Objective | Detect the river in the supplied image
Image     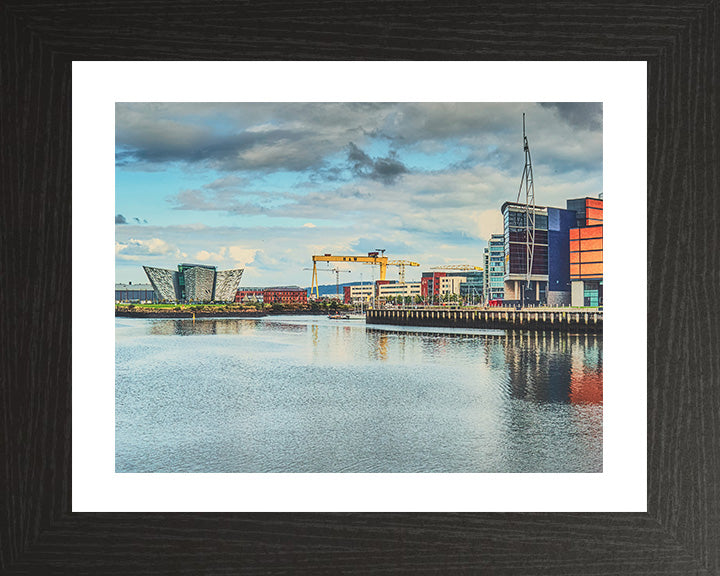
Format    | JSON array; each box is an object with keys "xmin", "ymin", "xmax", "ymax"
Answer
[{"xmin": 115, "ymin": 315, "xmax": 602, "ymax": 473}]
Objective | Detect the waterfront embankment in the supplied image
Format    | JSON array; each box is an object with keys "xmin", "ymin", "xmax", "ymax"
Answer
[
  {"xmin": 367, "ymin": 307, "xmax": 602, "ymax": 333},
  {"xmin": 115, "ymin": 302, "xmax": 353, "ymax": 318},
  {"xmin": 115, "ymin": 309, "xmax": 267, "ymax": 319}
]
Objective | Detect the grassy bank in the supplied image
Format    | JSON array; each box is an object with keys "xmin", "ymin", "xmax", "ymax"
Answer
[{"xmin": 115, "ymin": 301, "xmax": 355, "ymax": 316}]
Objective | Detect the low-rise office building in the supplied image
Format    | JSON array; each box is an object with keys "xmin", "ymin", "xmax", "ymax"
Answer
[{"xmin": 115, "ymin": 283, "xmax": 155, "ymax": 303}]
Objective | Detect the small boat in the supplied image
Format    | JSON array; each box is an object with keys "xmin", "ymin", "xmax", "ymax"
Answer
[
  {"xmin": 328, "ymin": 314, "xmax": 350, "ymax": 320},
  {"xmin": 346, "ymin": 313, "xmax": 366, "ymax": 320}
]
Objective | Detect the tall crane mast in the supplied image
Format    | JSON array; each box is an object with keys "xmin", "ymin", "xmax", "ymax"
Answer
[
  {"xmin": 387, "ymin": 260, "xmax": 420, "ymax": 284},
  {"xmin": 516, "ymin": 113, "xmax": 536, "ymax": 302},
  {"xmin": 303, "ymin": 266, "xmax": 351, "ymax": 297}
]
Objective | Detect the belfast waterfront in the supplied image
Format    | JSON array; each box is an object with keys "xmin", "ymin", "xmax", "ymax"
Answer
[
  {"xmin": 115, "ymin": 315, "xmax": 602, "ymax": 473},
  {"xmin": 115, "ymin": 102, "xmax": 604, "ymax": 475}
]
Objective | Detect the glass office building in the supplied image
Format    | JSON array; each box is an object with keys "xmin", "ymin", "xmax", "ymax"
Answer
[
  {"xmin": 484, "ymin": 233, "xmax": 505, "ymax": 303},
  {"xmin": 502, "ymin": 201, "xmax": 549, "ymax": 304}
]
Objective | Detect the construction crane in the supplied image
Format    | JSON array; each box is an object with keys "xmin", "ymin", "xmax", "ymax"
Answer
[
  {"xmin": 516, "ymin": 112, "xmax": 535, "ymax": 306},
  {"xmin": 310, "ymin": 253, "xmax": 388, "ymax": 299},
  {"xmin": 303, "ymin": 266, "xmax": 351, "ymax": 297},
  {"xmin": 431, "ymin": 265, "xmax": 483, "ymax": 271},
  {"xmin": 387, "ymin": 260, "xmax": 420, "ymax": 284},
  {"xmin": 431, "ymin": 265, "xmax": 484, "ymax": 305}
]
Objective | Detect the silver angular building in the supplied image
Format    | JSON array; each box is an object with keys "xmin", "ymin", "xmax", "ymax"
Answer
[{"xmin": 143, "ymin": 263, "xmax": 244, "ymax": 303}]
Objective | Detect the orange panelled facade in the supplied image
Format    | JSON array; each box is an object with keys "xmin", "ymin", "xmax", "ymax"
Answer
[
  {"xmin": 569, "ymin": 198, "xmax": 603, "ymax": 282},
  {"xmin": 585, "ymin": 198, "xmax": 603, "ymax": 224}
]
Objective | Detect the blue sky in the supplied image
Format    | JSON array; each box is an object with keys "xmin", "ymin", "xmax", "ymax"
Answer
[{"xmin": 115, "ymin": 102, "xmax": 602, "ymax": 286}]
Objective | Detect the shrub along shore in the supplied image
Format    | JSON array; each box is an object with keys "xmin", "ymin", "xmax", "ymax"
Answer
[{"xmin": 115, "ymin": 302, "xmax": 354, "ymax": 318}]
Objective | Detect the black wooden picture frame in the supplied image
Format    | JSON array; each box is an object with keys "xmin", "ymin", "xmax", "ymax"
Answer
[{"xmin": 2, "ymin": 2, "xmax": 718, "ymax": 574}]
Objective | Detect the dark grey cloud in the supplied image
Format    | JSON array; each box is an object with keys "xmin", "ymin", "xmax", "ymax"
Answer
[
  {"xmin": 116, "ymin": 102, "xmax": 601, "ymax": 189},
  {"xmin": 539, "ymin": 103, "xmax": 602, "ymax": 131},
  {"xmin": 115, "ymin": 214, "xmax": 127, "ymax": 224},
  {"xmin": 347, "ymin": 143, "xmax": 408, "ymax": 185},
  {"xmin": 116, "ymin": 126, "xmax": 320, "ymax": 172}
]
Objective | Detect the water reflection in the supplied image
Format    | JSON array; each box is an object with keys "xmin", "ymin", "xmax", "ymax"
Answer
[
  {"xmin": 117, "ymin": 317, "xmax": 602, "ymax": 473},
  {"xmin": 148, "ymin": 318, "xmax": 308, "ymax": 336},
  {"xmin": 365, "ymin": 328, "xmax": 602, "ymax": 406},
  {"xmin": 499, "ymin": 331, "xmax": 602, "ymax": 405}
]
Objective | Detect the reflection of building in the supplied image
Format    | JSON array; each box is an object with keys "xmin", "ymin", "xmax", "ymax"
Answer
[
  {"xmin": 567, "ymin": 197, "xmax": 603, "ymax": 306},
  {"xmin": 499, "ymin": 331, "xmax": 602, "ymax": 405},
  {"xmin": 263, "ymin": 286, "xmax": 308, "ymax": 304},
  {"xmin": 143, "ymin": 263, "xmax": 243, "ymax": 303},
  {"xmin": 115, "ymin": 283, "xmax": 155, "ymax": 303},
  {"xmin": 484, "ymin": 234, "xmax": 505, "ymax": 303}
]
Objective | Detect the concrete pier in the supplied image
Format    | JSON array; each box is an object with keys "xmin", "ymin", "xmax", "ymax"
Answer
[{"xmin": 366, "ymin": 307, "xmax": 602, "ymax": 333}]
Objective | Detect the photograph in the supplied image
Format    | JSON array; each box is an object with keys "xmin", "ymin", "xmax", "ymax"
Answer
[
  {"xmin": 4, "ymin": 3, "xmax": 713, "ymax": 567},
  {"xmin": 114, "ymin": 102, "xmax": 604, "ymax": 473}
]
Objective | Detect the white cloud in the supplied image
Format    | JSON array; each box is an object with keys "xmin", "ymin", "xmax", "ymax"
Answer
[
  {"xmin": 115, "ymin": 237, "xmax": 180, "ymax": 261},
  {"xmin": 227, "ymin": 246, "xmax": 258, "ymax": 267},
  {"xmin": 471, "ymin": 209, "xmax": 504, "ymax": 238}
]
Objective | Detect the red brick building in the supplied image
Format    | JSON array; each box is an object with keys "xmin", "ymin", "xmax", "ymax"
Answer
[
  {"xmin": 263, "ymin": 286, "xmax": 308, "ymax": 304},
  {"xmin": 235, "ymin": 289, "xmax": 264, "ymax": 303}
]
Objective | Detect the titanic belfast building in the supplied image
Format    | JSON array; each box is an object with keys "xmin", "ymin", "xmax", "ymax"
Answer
[{"xmin": 143, "ymin": 263, "xmax": 244, "ymax": 303}]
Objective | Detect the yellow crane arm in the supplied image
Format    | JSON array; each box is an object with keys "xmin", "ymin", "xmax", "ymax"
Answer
[
  {"xmin": 431, "ymin": 265, "xmax": 483, "ymax": 271},
  {"xmin": 311, "ymin": 254, "xmax": 388, "ymax": 298}
]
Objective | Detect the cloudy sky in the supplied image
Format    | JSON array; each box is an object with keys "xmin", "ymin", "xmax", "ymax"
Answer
[{"xmin": 115, "ymin": 102, "xmax": 602, "ymax": 287}]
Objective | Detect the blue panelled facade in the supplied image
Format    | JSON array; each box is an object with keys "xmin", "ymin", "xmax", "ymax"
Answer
[{"xmin": 546, "ymin": 207, "xmax": 577, "ymax": 306}]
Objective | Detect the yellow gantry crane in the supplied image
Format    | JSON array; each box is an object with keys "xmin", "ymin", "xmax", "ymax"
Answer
[
  {"xmin": 310, "ymin": 252, "xmax": 388, "ymax": 299},
  {"xmin": 387, "ymin": 260, "xmax": 420, "ymax": 283},
  {"xmin": 303, "ymin": 266, "xmax": 351, "ymax": 297}
]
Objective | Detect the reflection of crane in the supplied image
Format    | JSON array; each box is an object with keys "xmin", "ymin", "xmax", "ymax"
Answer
[
  {"xmin": 310, "ymin": 253, "xmax": 388, "ymax": 299},
  {"xmin": 303, "ymin": 266, "xmax": 351, "ymax": 297},
  {"xmin": 387, "ymin": 260, "xmax": 420, "ymax": 283}
]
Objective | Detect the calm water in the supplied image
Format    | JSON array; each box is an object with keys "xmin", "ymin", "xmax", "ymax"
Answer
[{"xmin": 116, "ymin": 315, "xmax": 602, "ymax": 473}]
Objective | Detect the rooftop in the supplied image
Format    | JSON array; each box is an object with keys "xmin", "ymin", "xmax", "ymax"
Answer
[{"xmin": 115, "ymin": 283, "xmax": 154, "ymax": 290}]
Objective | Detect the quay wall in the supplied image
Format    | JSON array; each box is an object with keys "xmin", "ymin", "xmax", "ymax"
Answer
[{"xmin": 366, "ymin": 307, "xmax": 602, "ymax": 333}]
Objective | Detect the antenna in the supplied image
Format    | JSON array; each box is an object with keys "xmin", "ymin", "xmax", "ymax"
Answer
[{"xmin": 516, "ymin": 113, "xmax": 536, "ymax": 301}]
